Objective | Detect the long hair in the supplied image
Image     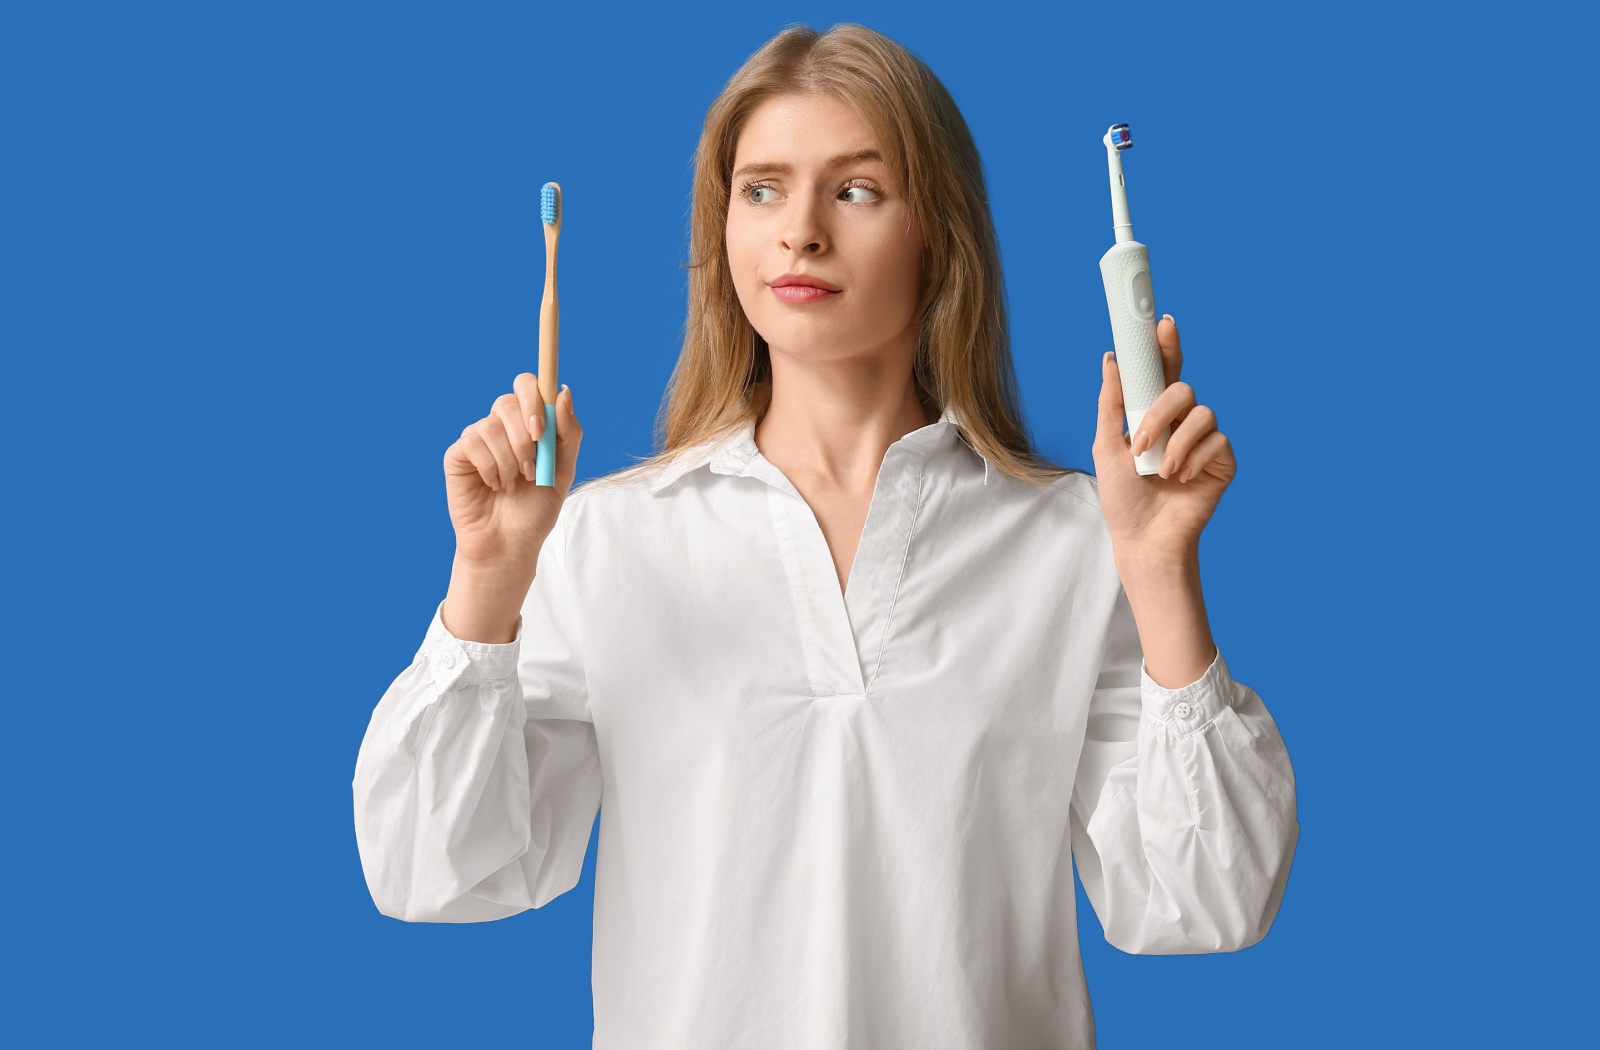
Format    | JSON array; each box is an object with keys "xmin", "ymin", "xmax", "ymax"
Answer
[{"xmin": 585, "ymin": 22, "xmax": 1083, "ymax": 492}]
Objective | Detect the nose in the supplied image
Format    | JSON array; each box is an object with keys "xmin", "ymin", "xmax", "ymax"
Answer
[{"xmin": 779, "ymin": 192, "xmax": 826, "ymax": 254}]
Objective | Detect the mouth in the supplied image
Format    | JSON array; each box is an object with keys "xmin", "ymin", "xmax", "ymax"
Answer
[
  {"xmin": 769, "ymin": 284, "xmax": 842, "ymax": 304},
  {"xmin": 768, "ymin": 272, "xmax": 844, "ymax": 300}
]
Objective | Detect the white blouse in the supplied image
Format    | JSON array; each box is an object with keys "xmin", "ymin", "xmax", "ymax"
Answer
[{"xmin": 352, "ymin": 404, "xmax": 1299, "ymax": 1048}]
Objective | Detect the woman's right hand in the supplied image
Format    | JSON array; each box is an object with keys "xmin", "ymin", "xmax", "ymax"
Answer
[{"xmin": 443, "ymin": 373, "xmax": 583, "ymax": 570}]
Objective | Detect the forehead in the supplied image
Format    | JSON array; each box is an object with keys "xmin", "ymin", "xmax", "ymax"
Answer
[{"xmin": 733, "ymin": 93, "xmax": 881, "ymax": 161}]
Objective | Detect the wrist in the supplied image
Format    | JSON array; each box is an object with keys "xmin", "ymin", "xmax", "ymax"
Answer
[
  {"xmin": 1110, "ymin": 548, "xmax": 1217, "ymax": 689},
  {"xmin": 451, "ymin": 548, "xmax": 538, "ymax": 581},
  {"xmin": 1113, "ymin": 542, "xmax": 1199, "ymax": 585},
  {"xmin": 442, "ymin": 556, "xmax": 536, "ymax": 645}
]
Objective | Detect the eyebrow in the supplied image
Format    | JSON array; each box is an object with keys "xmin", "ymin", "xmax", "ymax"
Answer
[{"xmin": 730, "ymin": 147, "xmax": 885, "ymax": 181}]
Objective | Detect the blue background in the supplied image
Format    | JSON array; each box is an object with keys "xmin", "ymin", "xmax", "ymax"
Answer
[{"xmin": 5, "ymin": 0, "xmax": 1592, "ymax": 1045}]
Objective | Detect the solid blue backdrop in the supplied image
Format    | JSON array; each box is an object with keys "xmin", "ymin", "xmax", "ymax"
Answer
[{"xmin": 4, "ymin": 0, "xmax": 1592, "ymax": 1045}]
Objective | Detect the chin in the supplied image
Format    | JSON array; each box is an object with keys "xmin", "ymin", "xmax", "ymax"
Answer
[{"xmin": 763, "ymin": 335, "xmax": 883, "ymax": 363}]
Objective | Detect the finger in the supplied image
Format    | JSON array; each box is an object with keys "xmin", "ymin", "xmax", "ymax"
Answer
[
  {"xmin": 473, "ymin": 414, "xmax": 522, "ymax": 492},
  {"xmin": 1131, "ymin": 381, "xmax": 1196, "ymax": 457},
  {"xmin": 1158, "ymin": 314, "xmax": 1183, "ymax": 388},
  {"xmin": 551, "ymin": 384, "xmax": 584, "ymax": 493},
  {"xmin": 1176, "ymin": 429, "xmax": 1231, "ymax": 483},
  {"xmin": 513, "ymin": 372, "xmax": 547, "ymax": 447},
  {"xmin": 456, "ymin": 427, "xmax": 505, "ymax": 491},
  {"xmin": 1156, "ymin": 402, "xmax": 1215, "ymax": 478},
  {"xmin": 1097, "ymin": 351, "xmax": 1126, "ymax": 449},
  {"xmin": 492, "ymin": 391, "xmax": 537, "ymax": 481}
]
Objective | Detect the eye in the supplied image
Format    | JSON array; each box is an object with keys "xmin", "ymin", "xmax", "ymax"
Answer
[
  {"xmin": 841, "ymin": 180, "xmax": 882, "ymax": 204},
  {"xmin": 737, "ymin": 180, "xmax": 777, "ymax": 205}
]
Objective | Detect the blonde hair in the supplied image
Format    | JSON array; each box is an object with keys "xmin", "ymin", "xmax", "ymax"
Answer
[{"xmin": 584, "ymin": 22, "xmax": 1084, "ymax": 493}]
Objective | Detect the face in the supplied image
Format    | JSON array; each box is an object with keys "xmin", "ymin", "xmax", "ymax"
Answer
[{"xmin": 725, "ymin": 93, "xmax": 924, "ymax": 365}]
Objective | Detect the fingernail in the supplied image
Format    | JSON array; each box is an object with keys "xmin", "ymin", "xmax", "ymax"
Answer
[
  {"xmin": 1132, "ymin": 429, "xmax": 1147, "ymax": 455},
  {"xmin": 523, "ymin": 459, "xmax": 534, "ymax": 481},
  {"xmin": 1163, "ymin": 313, "xmax": 1175, "ymax": 325},
  {"xmin": 1103, "ymin": 351, "xmax": 1113, "ymax": 366}
]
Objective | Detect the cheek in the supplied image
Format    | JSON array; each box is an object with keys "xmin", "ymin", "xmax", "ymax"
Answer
[
  {"xmin": 725, "ymin": 224, "xmax": 759, "ymax": 288},
  {"xmin": 876, "ymin": 230, "xmax": 923, "ymax": 298}
]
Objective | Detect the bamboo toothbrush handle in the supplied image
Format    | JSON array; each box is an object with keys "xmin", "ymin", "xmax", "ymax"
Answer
[{"xmin": 539, "ymin": 224, "xmax": 559, "ymax": 406}]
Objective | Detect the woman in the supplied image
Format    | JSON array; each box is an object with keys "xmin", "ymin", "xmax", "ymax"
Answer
[{"xmin": 353, "ymin": 22, "xmax": 1298, "ymax": 1048}]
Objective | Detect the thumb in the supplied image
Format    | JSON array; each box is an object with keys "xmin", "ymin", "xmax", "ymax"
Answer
[{"xmin": 1097, "ymin": 351, "xmax": 1126, "ymax": 446}]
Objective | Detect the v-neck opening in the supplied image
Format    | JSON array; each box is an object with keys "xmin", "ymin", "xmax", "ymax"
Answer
[
  {"xmin": 699, "ymin": 413, "xmax": 960, "ymax": 699},
  {"xmin": 747, "ymin": 440, "xmax": 932, "ymax": 699}
]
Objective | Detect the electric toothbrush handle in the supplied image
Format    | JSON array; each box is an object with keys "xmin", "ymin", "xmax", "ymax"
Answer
[{"xmin": 1099, "ymin": 239, "xmax": 1168, "ymax": 476}]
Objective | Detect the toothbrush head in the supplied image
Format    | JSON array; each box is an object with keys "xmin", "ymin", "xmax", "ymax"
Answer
[
  {"xmin": 1104, "ymin": 124, "xmax": 1131, "ymax": 151},
  {"xmin": 541, "ymin": 182, "xmax": 561, "ymax": 226}
]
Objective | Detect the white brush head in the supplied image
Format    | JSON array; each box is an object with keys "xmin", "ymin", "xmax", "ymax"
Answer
[{"xmin": 1103, "ymin": 125, "xmax": 1133, "ymax": 241}]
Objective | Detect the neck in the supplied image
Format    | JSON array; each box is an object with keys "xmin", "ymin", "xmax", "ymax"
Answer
[{"xmin": 754, "ymin": 335, "xmax": 936, "ymax": 491}]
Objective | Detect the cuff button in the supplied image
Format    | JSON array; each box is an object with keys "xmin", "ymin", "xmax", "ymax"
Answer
[
  {"xmin": 1174, "ymin": 701, "xmax": 1193, "ymax": 719},
  {"xmin": 439, "ymin": 651, "xmax": 456, "ymax": 669}
]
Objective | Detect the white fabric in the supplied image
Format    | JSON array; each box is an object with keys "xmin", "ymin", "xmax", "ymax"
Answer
[{"xmin": 353, "ymin": 404, "xmax": 1299, "ymax": 1048}]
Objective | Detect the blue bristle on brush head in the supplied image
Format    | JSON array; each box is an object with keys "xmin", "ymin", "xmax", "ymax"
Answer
[
  {"xmin": 1109, "ymin": 124, "xmax": 1131, "ymax": 150},
  {"xmin": 541, "ymin": 182, "xmax": 559, "ymax": 224}
]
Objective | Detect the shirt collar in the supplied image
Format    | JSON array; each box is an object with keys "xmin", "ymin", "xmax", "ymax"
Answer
[{"xmin": 645, "ymin": 403, "xmax": 991, "ymax": 494}]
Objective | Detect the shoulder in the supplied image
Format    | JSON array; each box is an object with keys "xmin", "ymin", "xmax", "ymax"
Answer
[
  {"xmin": 558, "ymin": 461, "xmax": 679, "ymax": 552},
  {"xmin": 1004, "ymin": 468, "xmax": 1110, "ymax": 541},
  {"xmin": 1044, "ymin": 469, "xmax": 1103, "ymax": 516},
  {"xmin": 980, "ymin": 463, "xmax": 1101, "ymax": 517},
  {"xmin": 966, "ymin": 463, "xmax": 1109, "ymax": 542}
]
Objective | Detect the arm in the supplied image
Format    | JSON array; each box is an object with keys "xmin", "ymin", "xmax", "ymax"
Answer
[
  {"xmin": 351, "ymin": 511, "xmax": 602, "ymax": 922},
  {"xmin": 1069, "ymin": 575, "xmax": 1299, "ymax": 954}
]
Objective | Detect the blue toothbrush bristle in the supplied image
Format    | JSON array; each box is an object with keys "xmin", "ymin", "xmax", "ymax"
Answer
[
  {"xmin": 1110, "ymin": 124, "xmax": 1131, "ymax": 150},
  {"xmin": 541, "ymin": 182, "xmax": 559, "ymax": 224}
]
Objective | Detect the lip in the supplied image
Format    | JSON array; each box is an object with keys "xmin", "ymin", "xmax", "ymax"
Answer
[
  {"xmin": 769, "ymin": 273, "xmax": 842, "ymax": 292},
  {"xmin": 769, "ymin": 272, "xmax": 841, "ymax": 304},
  {"xmin": 771, "ymin": 285, "xmax": 840, "ymax": 303}
]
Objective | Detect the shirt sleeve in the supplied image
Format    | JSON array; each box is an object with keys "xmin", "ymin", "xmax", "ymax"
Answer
[
  {"xmin": 1068, "ymin": 580, "xmax": 1299, "ymax": 954},
  {"xmin": 351, "ymin": 512, "xmax": 602, "ymax": 923}
]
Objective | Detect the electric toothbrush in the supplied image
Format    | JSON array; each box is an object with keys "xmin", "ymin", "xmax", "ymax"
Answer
[{"xmin": 1098, "ymin": 124, "xmax": 1169, "ymax": 477}]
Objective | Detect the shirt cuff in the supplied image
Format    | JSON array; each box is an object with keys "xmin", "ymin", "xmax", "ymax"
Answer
[
  {"xmin": 1140, "ymin": 646, "xmax": 1234, "ymax": 737},
  {"xmin": 419, "ymin": 599, "xmax": 524, "ymax": 689}
]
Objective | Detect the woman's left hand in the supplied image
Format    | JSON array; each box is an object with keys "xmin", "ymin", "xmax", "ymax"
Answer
[{"xmin": 1093, "ymin": 315, "xmax": 1236, "ymax": 564}]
